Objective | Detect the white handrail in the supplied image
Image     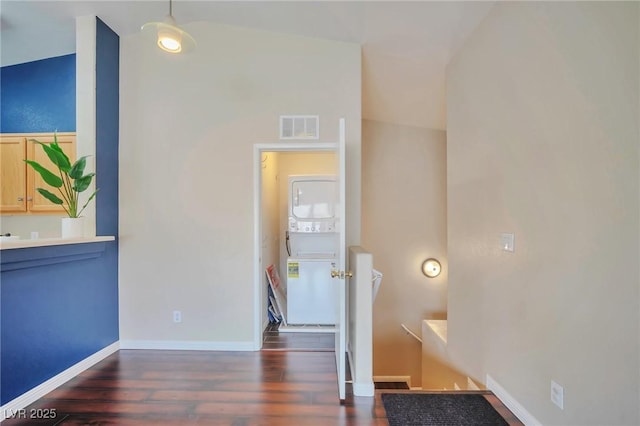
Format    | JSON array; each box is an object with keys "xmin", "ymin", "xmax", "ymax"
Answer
[{"xmin": 401, "ymin": 323, "xmax": 422, "ymax": 343}]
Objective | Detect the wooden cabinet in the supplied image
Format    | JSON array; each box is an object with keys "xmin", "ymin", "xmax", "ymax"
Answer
[
  {"xmin": 0, "ymin": 135, "xmax": 27, "ymax": 213},
  {"xmin": 1, "ymin": 133, "xmax": 76, "ymax": 214}
]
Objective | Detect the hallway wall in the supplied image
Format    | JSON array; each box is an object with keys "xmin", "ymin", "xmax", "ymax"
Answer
[
  {"xmin": 362, "ymin": 119, "xmax": 447, "ymax": 387},
  {"xmin": 446, "ymin": 2, "xmax": 639, "ymax": 424}
]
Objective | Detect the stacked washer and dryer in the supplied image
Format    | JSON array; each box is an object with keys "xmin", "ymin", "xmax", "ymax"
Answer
[{"xmin": 285, "ymin": 175, "xmax": 338, "ymax": 326}]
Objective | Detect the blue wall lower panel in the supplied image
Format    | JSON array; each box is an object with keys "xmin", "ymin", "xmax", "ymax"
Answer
[{"xmin": 0, "ymin": 241, "xmax": 118, "ymax": 404}]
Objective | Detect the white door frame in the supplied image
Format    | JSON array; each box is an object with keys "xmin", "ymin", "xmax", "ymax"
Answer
[{"xmin": 252, "ymin": 142, "xmax": 337, "ymax": 349}]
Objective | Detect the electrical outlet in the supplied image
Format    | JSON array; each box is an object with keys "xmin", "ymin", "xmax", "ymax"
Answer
[
  {"xmin": 501, "ymin": 233, "xmax": 515, "ymax": 252},
  {"xmin": 551, "ymin": 380, "xmax": 564, "ymax": 409},
  {"xmin": 173, "ymin": 310, "xmax": 182, "ymax": 323}
]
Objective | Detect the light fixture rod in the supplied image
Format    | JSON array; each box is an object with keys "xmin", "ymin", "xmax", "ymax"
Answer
[{"xmin": 169, "ymin": 0, "xmax": 173, "ymax": 17}]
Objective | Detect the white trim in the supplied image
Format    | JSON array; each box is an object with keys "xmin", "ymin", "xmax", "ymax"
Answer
[
  {"xmin": 347, "ymin": 342, "xmax": 355, "ymax": 382},
  {"xmin": 254, "ymin": 142, "xmax": 336, "ymax": 152},
  {"xmin": 348, "ymin": 347, "xmax": 374, "ymax": 396},
  {"xmin": 0, "ymin": 342, "xmax": 119, "ymax": 421},
  {"xmin": 76, "ymin": 14, "xmax": 97, "ymax": 238},
  {"xmin": 253, "ymin": 145, "xmax": 262, "ymax": 351},
  {"xmin": 278, "ymin": 324, "xmax": 335, "ymax": 333},
  {"xmin": 486, "ymin": 374, "xmax": 542, "ymax": 426},
  {"xmin": 119, "ymin": 340, "xmax": 255, "ymax": 351},
  {"xmin": 1, "ymin": 236, "xmax": 115, "ymax": 250}
]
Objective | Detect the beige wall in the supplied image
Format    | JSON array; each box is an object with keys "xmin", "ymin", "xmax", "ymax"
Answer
[
  {"xmin": 119, "ymin": 23, "xmax": 361, "ymax": 347},
  {"xmin": 362, "ymin": 119, "xmax": 447, "ymax": 387},
  {"xmin": 446, "ymin": 2, "xmax": 639, "ymax": 425}
]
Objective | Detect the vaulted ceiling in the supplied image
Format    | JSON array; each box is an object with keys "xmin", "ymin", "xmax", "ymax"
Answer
[{"xmin": 0, "ymin": 1, "xmax": 495, "ymax": 130}]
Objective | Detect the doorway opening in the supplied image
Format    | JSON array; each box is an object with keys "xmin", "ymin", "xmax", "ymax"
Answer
[{"xmin": 252, "ymin": 143, "xmax": 337, "ymax": 351}]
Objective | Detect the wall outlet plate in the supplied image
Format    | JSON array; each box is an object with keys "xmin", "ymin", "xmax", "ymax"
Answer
[
  {"xmin": 173, "ymin": 310, "xmax": 182, "ymax": 323},
  {"xmin": 501, "ymin": 233, "xmax": 515, "ymax": 252}
]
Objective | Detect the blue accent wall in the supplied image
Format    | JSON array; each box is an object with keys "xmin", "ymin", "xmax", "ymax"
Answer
[
  {"xmin": 96, "ymin": 18, "xmax": 120, "ymax": 237},
  {"xmin": 0, "ymin": 54, "xmax": 76, "ymax": 133},
  {"xmin": 0, "ymin": 18, "xmax": 119, "ymax": 405}
]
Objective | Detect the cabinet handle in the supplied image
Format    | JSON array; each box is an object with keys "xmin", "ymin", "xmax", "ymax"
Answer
[
  {"xmin": 27, "ymin": 196, "xmax": 33, "ymax": 201},
  {"xmin": 17, "ymin": 197, "xmax": 24, "ymax": 201}
]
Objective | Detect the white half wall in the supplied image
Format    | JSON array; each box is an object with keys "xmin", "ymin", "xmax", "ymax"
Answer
[{"xmin": 348, "ymin": 245, "xmax": 374, "ymax": 397}]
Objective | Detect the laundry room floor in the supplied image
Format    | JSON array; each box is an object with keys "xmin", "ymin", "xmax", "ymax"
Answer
[{"xmin": 262, "ymin": 322, "xmax": 335, "ymax": 351}]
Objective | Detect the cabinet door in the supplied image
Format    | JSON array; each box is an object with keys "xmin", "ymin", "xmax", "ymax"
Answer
[
  {"xmin": 0, "ymin": 136, "xmax": 27, "ymax": 213},
  {"xmin": 27, "ymin": 133, "xmax": 76, "ymax": 213}
]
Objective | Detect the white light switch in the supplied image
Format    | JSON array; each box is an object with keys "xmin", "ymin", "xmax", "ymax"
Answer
[{"xmin": 501, "ymin": 233, "xmax": 515, "ymax": 252}]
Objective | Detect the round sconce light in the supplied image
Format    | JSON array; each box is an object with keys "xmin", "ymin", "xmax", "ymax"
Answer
[{"xmin": 421, "ymin": 258, "xmax": 441, "ymax": 278}]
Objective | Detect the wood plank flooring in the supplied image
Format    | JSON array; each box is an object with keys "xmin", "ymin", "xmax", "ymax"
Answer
[
  {"xmin": 261, "ymin": 322, "xmax": 334, "ymax": 352},
  {"xmin": 3, "ymin": 350, "xmax": 384, "ymax": 425},
  {"xmin": 2, "ymin": 332, "xmax": 523, "ymax": 425}
]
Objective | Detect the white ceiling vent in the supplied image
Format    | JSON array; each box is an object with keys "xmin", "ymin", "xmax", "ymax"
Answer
[{"xmin": 280, "ymin": 115, "xmax": 319, "ymax": 140}]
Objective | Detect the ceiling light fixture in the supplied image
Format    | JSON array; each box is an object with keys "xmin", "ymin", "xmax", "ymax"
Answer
[{"xmin": 141, "ymin": 0, "xmax": 195, "ymax": 54}]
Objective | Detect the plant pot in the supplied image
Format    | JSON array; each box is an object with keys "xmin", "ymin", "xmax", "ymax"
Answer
[{"xmin": 61, "ymin": 217, "xmax": 84, "ymax": 239}]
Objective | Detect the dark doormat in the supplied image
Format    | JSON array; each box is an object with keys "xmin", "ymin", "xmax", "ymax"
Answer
[{"xmin": 381, "ymin": 393, "xmax": 509, "ymax": 426}]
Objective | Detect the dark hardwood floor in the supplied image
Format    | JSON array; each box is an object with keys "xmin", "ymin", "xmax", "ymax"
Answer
[
  {"xmin": 2, "ymin": 329, "xmax": 522, "ymax": 425},
  {"xmin": 262, "ymin": 322, "xmax": 334, "ymax": 352}
]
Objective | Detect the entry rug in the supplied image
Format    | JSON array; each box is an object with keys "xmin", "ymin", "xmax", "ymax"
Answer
[{"xmin": 381, "ymin": 393, "xmax": 509, "ymax": 426}]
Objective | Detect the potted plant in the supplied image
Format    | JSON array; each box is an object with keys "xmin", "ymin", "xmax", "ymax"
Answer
[{"xmin": 25, "ymin": 133, "xmax": 98, "ymax": 238}]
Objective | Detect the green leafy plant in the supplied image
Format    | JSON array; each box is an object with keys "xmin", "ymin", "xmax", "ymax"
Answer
[{"xmin": 25, "ymin": 133, "xmax": 98, "ymax": 218}]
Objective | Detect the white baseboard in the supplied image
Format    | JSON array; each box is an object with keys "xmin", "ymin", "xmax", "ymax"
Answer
[
  {"xmin": 486, "ymin": 374, "xmax": 542, "ymax": 426},
  {"xmin": 1, "ymin": 341, "xmax": 119, "ymax": 421},
  {"xmin": 119, "ymin": 340, "xmax": 255, "ymax": 351}
]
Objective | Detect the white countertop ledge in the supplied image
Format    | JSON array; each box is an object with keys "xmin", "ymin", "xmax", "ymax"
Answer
[{"xmin": 0, "ymin": 236, "xmax": 115, "ymax": 250}]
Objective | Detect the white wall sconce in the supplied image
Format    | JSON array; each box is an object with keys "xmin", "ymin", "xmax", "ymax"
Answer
[{"xmin": 421, "ymin": 258, "xmax": 441, "ymax": 278}]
